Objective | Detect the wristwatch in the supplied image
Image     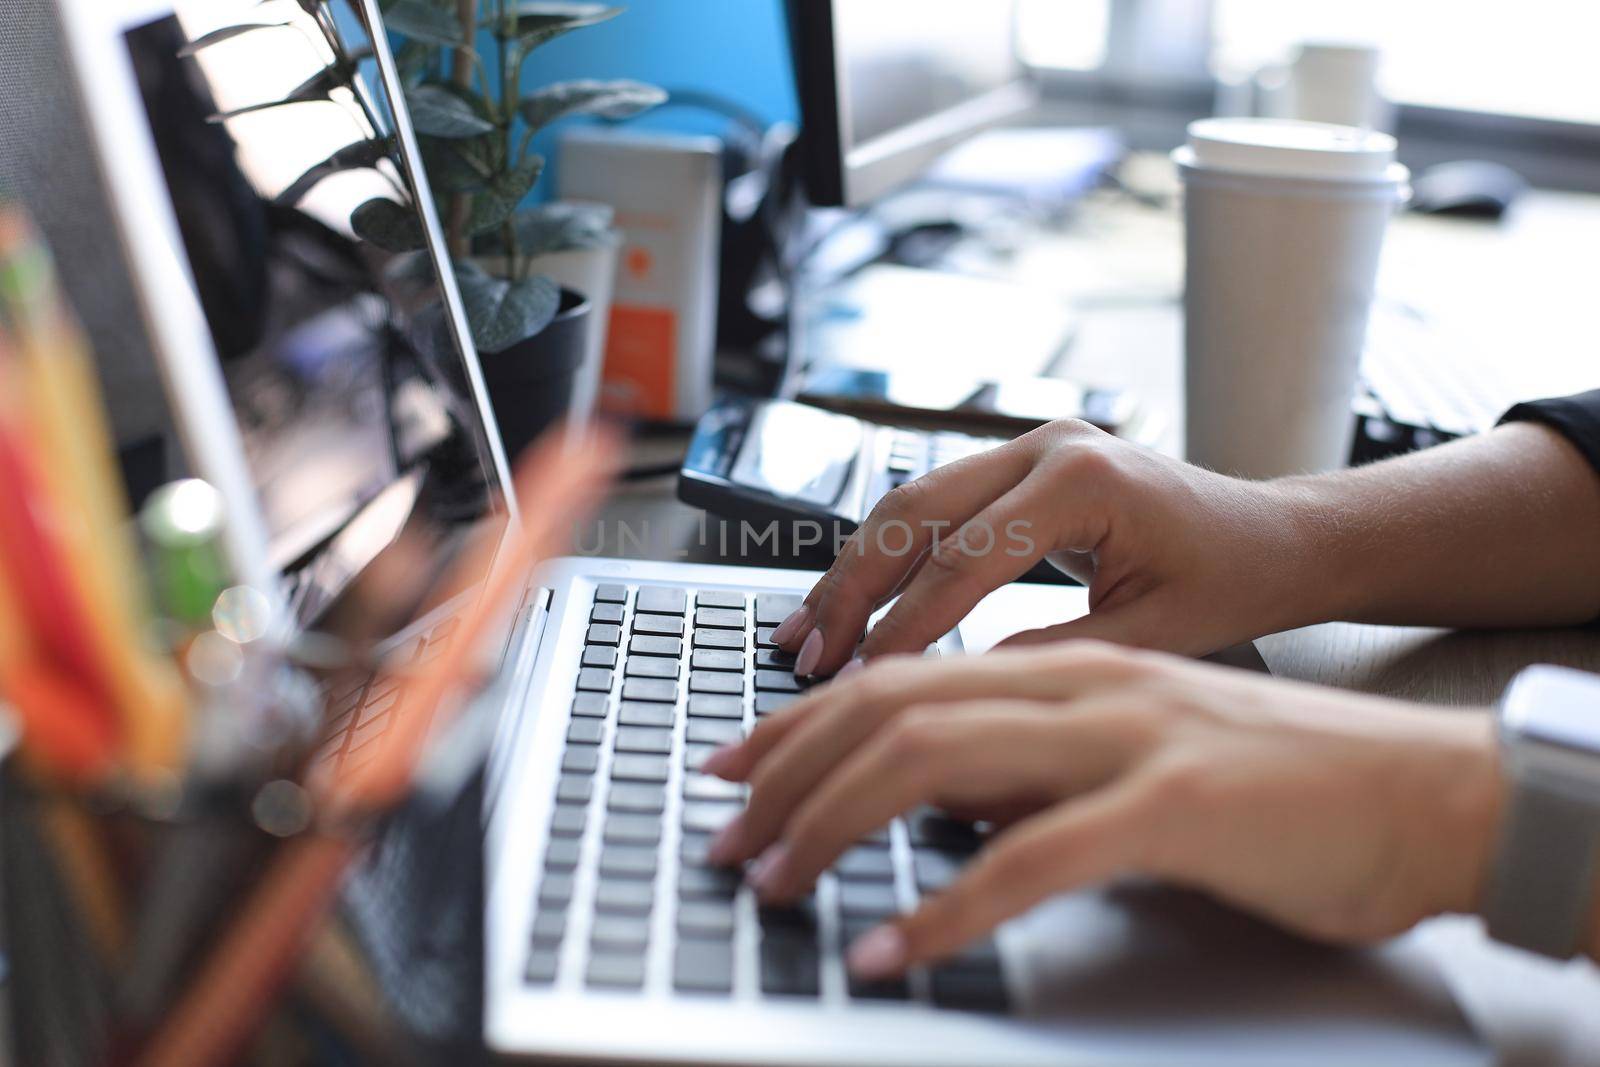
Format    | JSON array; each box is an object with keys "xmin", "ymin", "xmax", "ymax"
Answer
[{"xmin": 1484, "ymin": 664, "xmax": 1600, "ymax": 958}]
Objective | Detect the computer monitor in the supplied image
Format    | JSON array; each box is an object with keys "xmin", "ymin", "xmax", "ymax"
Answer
[{"xmin": 789, "ymin": 0, "xmax": 1037, "ymax": 208}]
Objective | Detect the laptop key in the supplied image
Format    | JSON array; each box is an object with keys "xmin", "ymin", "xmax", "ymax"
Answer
[
  {"xmin": 587, "ymin": 953, "xmax": 646, "ymax": 989},
  {"xmin": 838, "ymin": 881, "xmax": 899, "ymax": 918},
  {"xmin": 848, "ymin": 973, "xmax": 912, "ymax": 1001},
  {"xmin": 571, "ymin": 692, "xmax": 608, "ymax": 718},
  {"xmin": 684, "ymin": 743, "xmax": 717, "ymax": 772},
  {"xmin": 834, "ymin": 845, "xmax": 894, "ymax": 882},
  {"xmin": 615, "ymin": 726, "xmax": 673, "ymax": 754},
  {"xmin": 686, "ymin": 719, "xmax": 742, "ymax": 746},
  {"xmin": 555, "ymin": 776, "xmax": 593, "ymax": 804},
  {"xmin": 605, "ymin": 814, "xmax": 663, "ymax": 845},
  {"xmin": 636, "ymin": 587, "xmax": 689, "ymax": 615},
  {"xmin": 595, "ymin": 583, "xmax": 629, "ymax": 604},
  {"xmin": 909, "ymin": 809, "xmax": 982, "ymax": 852},
  {"xmin": 758, "ymin": 898, "xmax": 818, "ymax": 935},
  {"xmin": 632, "ymin": 613, "xmax": 685, "ymax": 637},
  {"xmin": 618, "ymin": 702, "xmax": 674, "ymax": 728},
  {"xmin": 914, "ymin": 849, "xmax": 966, "ymax": 892},
  {"xmin": 621, "ymin": 678, "xmax": 678, "ymax": 703},
  {"xmin": 625, "ymin": 657, "xmax": 679, "ymax": 680},
  {"xmin": 687, "ymin": 694, "xmax": 742, "ymax": 719},
  {"xmin": 674, "ymin": 941, "xmax": 734, "ymax": 993},
  {"xmin": 609, "ymin": 782, "xmax": 667, "ymax": 813},
  {"xmin": 755, "ymin": 626, "xmax": 780, "ymax": 648},
  {"xmin": 611, "ymin": 753, "xmax": 669, "ymax": 782},
  {"xmin": 680, "ymin": 832, "xmax": 715, "ymax": 867},
  {"xmin": 679, "ymin": 866, "xmax": 741, "ymax": 899},
  {"xmin": 538, "ymin": 873, "xmax": 574, "ymax": 907},
  {"xmin": 582, "ymin": 645, "xmax": 618, "ymax": 669},
  {"xmin": 683, "ymin": 774, "xmax": 744, "ymax": 801},
  {"xmin": 678, "ymin": 899, "xmax": 735, "ymax": 937},
  {"xmin": 567, "ymin": 719, "xmax": 604, "ymax": 745},
  {"xmin": 587, "ymin": 623, "xmax": 622, "ymax": 646},
  {"xmin": 682, "ymin": 801, "xmax": 740, "ymax": 834},
  {"xmin": 690, "ymin": 671, "xmax": 743, "ymax": 696},
  {"xmin": 599, "ymin": 846, "xmax": 658, "ymax": 879},
  {"xmin": 690, "ymin": 649, "xmax": 743, "ymax": 672},
  {"xmin": 694, "ymin": 607, "xmax": 746, "ymax": 630},
  {"xmin": 549, "ymin": 805, "xmax": 587, "ymax": 837},
  {"xmin": 591, "ymin": 602, "xmax": 624, "ymax": 624},
  {"xmin": 576, "ymin": 668, "xmax": 613, "ymax": 692},
  {"xmin": 526, "ymin": 948, "xmax": 560, "ymax": 984},
  {"xmin": 629, "ymin": 634, "xmax": 682, "ymax": 657},
  {"xmin": 754, "ymin": 669, "xmax": 802, "ymax": 693},
  {"xmin": 595, "ymin": 879, "xmax": 654, "ymax": 914},
  {"xmin": 590, "ymin": 915, "xmax": 651, "ymax": 951},
  {"xmin": 530, "ymin": 911, "xmax": 566, "ymax": 945},
  {"xmin": 693, "ymin": 628, "xmax": 743, "ymax": 651},
  {"xmin": 754, "ymin": 648, "xmax": 796, "ymax": 670},
  {"xmin": 755, "ymin": 692, "xmax": 798, "ymax": 716},
  {"xmin": 760, "ymin": 933, "xmax": 821, "ymax": 996},
  {"xmin": 755, "ymin": 594, "xmax": 803, "ymax": 627},
  {"xmin": 545, "ymin": 838, "xmax": 581, "ymax": 870},
  {"xmin": 561, "ymin": 747, "xmax": 600, "ymax": 775},
  {"xmin": 696, "ymin": 590, "xmax": 744, "ymax": 609}
]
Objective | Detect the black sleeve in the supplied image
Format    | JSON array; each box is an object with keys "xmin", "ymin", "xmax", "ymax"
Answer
[{"xmin": 1500, "ymin": 388, "xmax": 1600, "ymax": 479}]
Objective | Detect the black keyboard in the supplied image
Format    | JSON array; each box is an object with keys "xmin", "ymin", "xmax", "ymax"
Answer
[{"xmin": 524, "ymin": 582, "xmax": 1010, "ymax": 1012}]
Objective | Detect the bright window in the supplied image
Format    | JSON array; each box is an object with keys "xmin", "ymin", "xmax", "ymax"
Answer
[
  {"xmin": 1211, "ymin": 0, "xmax": 1600, "ymax": 124},
  {"xmin": 1016, "ymin": 0, "xmax": 1110, "ymax": 72}
]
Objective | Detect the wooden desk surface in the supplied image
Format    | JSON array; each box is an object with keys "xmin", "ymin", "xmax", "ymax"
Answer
[{"xmin": 589, "ymin": 171, "xmax": 1600, "ymax": 1064}]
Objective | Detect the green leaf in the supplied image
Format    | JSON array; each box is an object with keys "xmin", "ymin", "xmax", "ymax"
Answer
[
  {"xmin": 454, "ymin": 264, "xmax": 562, "ymax": 353},
  {"xmin": 177, "ymin": 21, "xmax": 290, "ymax": 57},
  {"xmin": 517, "ymin": 80, "xmax": 665, "ymax": 134},
  {"xmin": 418, "ymin": 134, "xmax": 497, "ymax": 193},
  {"xmin": 351, "ymin": 197, "xmax": 427, "ymax": 252},
  {"xmin": 383, "ymin": 0, "xmax": 466, "ymax": 46},
  {"xmin": 275, "ymin": 137, "xmax": 391, "ymax": 206},
  {"xmin": 464, "ymin": 156, "xmax": 544, "ymax": 237},
  {"xmin": 510, "ymin": 202, "xmax": 615, "ymax": 256},
  {"xmin": 505, "ymin": 2, "xmax": 622, "ymax": 54},
  {"xmin": 406, "ymin": 85, "xmax": 496, "ymax": 138}
]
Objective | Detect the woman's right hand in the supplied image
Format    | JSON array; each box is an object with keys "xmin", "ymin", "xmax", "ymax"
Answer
[{"xmin": 775, "ymin": 418, "xmax": 1337, "ymax": 676}]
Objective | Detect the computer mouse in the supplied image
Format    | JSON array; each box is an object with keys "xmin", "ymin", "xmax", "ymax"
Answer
[{"xmin": 1409, "ymin": 160, "xmax": 1527, "ymax": 219}]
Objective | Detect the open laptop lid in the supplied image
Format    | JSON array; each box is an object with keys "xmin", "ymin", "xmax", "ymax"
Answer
[{"xmin": 59, "ymin": 0, "xmax": 516, "ymax": 635}]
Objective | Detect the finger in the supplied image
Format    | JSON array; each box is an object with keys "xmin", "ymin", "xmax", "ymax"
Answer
[
  {"xmin": 709, "ymin": 648, "xmax": 1149, "ymax": 863},
  {"xmin": 845, "ymin": 782, "xmax": 1154, "ymax": 979},
  {"xmin": 779, "ymin": 440, "xmax": 1038, "ymax": 671},
  {"xmin": 752, "ymin": 702, "xmax": 1145, "ymax": 902},
  {"xmin": 713, "ymin": 642, "xmax": 1149, "ymax": 784},
  {"xmin": 857, "ymin": 469, "xmax": 1105, "ymax": 663}
]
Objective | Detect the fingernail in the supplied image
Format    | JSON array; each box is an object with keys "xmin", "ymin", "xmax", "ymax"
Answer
[
  {"xmin": 707, "ymin": 815, "xmax": 744, "ymax": 865},
  {"xmin": 836, "ymin": 656, "xmax": 865, "ymax": 679},
  {"xmin": 770, "ymin": 605, "xmax": 812, "ymax": 646},
  {"xmin": 847, "ymin": 925, "xmax": 908, "ymax": 979},
  {"xmin": 747, "ymin": 842, "xmax": 791, "ymax": 896},
  {"xmin": 794, "ymin": 628, "xmax": 824, "ymax": 677},
  {"xmin": 699, "ymin": 743, "xmax": 741, "ymax": 779}
]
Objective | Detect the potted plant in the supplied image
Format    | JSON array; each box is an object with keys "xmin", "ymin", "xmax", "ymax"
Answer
[{"xmin": 354, "ymin": 0, "xmax": 663, "ymax": 453}]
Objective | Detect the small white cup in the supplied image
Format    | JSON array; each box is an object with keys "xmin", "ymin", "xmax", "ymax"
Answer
[{"xmin": 1174, "ymin": 118, "xmax": 1409, "ymax": 479}]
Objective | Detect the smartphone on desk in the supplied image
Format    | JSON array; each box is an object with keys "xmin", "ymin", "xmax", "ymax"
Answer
[{"xmin": 796, "ymin": 366, "xmax": 1139, "ymax": 436}]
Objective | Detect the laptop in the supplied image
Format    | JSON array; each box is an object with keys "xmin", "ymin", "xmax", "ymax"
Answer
[{"xmin": 59, "ymin": 1, "xmax": 1487, "ymax": 1063}]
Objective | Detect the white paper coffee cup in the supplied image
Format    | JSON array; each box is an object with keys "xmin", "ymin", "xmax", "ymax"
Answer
[{"xmin": 1174, "ymin": 118, "xmax": 1409, "ymax": 479}]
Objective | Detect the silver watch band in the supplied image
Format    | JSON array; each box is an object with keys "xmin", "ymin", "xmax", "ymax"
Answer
[{"xmin": 1484, "ymin": 781, "xmax": 1600, "ymax": 959}]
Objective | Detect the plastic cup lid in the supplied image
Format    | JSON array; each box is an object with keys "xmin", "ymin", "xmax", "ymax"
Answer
[{"xmin": 1176, "ymin": 118, "xmax": 1399, "ymax": 183}]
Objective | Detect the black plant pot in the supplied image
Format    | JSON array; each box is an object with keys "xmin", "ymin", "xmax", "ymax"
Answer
[{"xmin": 478, "ymin": 287, "xmax": 590, "ymax": 461}]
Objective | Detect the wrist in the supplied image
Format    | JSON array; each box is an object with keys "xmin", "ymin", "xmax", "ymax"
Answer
[
  {"xmin": 1264, "ymin": 477, "xmax": 1369, "ymax": 628},
  {"xmin": 1396, "ymin": 712, "xmax": 1505, "ymax": 922}
]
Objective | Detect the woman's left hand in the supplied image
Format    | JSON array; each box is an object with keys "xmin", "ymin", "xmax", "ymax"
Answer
[{"xmin": 701, "ymin": 642, "xmax": 1502, "ymax": 981}]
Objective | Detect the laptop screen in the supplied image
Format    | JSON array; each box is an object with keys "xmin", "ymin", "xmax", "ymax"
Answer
[{"xmin": 120, "ymin": 2, "xmax": 506, "ymax": 624}]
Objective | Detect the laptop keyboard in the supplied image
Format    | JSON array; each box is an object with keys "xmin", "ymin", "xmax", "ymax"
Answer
[
  {"xmin": 525, "ymin": 583, "xmax": 1011, "ymax": 1012},
  {"xmin": 316, "ymin": 611, "xmax": 462, "ymax": 772}
]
